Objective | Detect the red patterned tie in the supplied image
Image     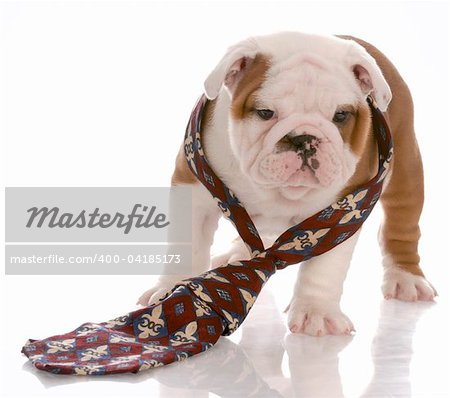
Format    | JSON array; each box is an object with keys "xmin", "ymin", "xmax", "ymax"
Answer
[{"xmin": 21, "ymin": 95, "xmax": 392, "ymax": 375}]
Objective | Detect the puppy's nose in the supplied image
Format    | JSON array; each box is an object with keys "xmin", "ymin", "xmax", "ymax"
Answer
[{"xmin": 288, "ymin": 134, "xmax": 318, "ymax": 156}]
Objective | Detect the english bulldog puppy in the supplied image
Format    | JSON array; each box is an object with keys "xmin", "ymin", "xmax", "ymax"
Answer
[{"xmin": 138, "ymin": 32, "xmax": 437, "ymax": 336}]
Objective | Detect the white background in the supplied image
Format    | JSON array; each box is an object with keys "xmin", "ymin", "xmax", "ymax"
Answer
[{"xmin": 0, "ymin": 1, "xmax": 449, "ymax": 397}]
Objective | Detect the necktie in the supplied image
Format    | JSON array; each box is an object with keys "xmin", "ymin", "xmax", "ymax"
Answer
[{"xmin": 21, "ymin": 95, "xmax": 392, "ymax": 375}]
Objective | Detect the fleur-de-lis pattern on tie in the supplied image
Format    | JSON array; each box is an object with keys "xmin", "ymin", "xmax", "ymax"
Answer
[{"xmin": 21, "ymin": 95, "xmax": 393, "ymax": 375}]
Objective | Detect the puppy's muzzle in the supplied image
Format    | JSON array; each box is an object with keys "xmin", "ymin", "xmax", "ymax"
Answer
[{"xmin": 259, "ymin": 118, "xmax": 344, "ymax": 187}]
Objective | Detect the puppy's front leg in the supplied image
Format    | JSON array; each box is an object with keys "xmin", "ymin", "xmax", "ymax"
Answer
[
  {"xmin": 287, "ymin": 230, "xmax": 360, "ymax": 336},
  {"xmin": 137, "ymin": 184, "xmax": 221, "ymax": 306}
]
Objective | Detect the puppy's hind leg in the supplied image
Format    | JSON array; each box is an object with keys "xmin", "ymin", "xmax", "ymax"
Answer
[{"xmin": 378, "ymin": 76, "xmax": 436, "ymax": 302}]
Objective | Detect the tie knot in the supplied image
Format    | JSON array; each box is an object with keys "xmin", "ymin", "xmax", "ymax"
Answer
[{"xmin": 250, "ymin": 250, "xmax": 291, "ymax": 270}]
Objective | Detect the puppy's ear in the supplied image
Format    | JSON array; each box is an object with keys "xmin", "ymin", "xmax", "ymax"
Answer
[
  {"xmin": 204, "ymin": 38, "xmax": 259, "ymax": 100},
  {"xmin": 347, "ymin": 43, "xmax": 392, "ymax": 111}
]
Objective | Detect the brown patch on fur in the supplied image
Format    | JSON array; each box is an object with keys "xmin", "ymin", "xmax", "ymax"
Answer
[
  {"xmin": 171, "ymin": 99, "xmax": 217, "ymax": 186},
  {"xmin": 338, "ymin": 104, "xmax": 356, "ymax": 114},
  {"xmin": 230, "ymin": 54, "xmax": 271, "ymax": 120},
  {"xmin": 338, "ymin": 35, "xmax": 425, "ymax": 277},
  {"xmin": 338, "ymin": 101, "xmax": 377, "ymax": 194}
]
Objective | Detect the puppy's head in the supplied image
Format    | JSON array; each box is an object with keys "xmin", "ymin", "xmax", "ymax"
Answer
[{"xmin": 204, "ymin": 32, "xmax": 391, "ymax": 200}]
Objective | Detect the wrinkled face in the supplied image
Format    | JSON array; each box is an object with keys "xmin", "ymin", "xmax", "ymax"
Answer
[{"xmin": 228, "ymin": 53, "xmax": 371, "ymax": 200}]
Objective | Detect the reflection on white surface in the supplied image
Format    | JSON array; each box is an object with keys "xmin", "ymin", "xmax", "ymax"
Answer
[
  {"xmin": 17, "ymin": 287, "xmax": 448, "ymax": 398},
  {"xmin": 360, "ymin": 301, "xmax": 427, "ymax": 398},
  {"xmin": 285, "ymin": 333, "xmax": 352, "ymax": 397}
]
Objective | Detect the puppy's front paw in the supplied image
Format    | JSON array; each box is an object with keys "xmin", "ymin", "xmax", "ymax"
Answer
[
  {"xmin": 136, "ymin": 280, "xmax": 179, "ymax": 307},
  {"xmin": 287, "ymin": 299, "xmax": 354, "ymax": 336},
  {"xmin": 382, "ymin": 267, "xmax": 437, "ymax": 302},
  {"xmin": 211, "ymin": 240, "xmax": 250, "ymax": 268}
]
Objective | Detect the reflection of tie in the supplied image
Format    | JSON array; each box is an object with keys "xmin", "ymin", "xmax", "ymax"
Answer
[{"xmin": 21, "ymin": 96, "xmax": 392, "ymax": 375}]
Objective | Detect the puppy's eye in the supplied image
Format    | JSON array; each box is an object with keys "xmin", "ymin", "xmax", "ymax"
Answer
[
  {"xmin": 256, "ymin": 109, "xmax": 275, "ymax": 120},
  {"xmin": 333, "ymin": 110, "xmax": 350, "ymax": 124}
]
